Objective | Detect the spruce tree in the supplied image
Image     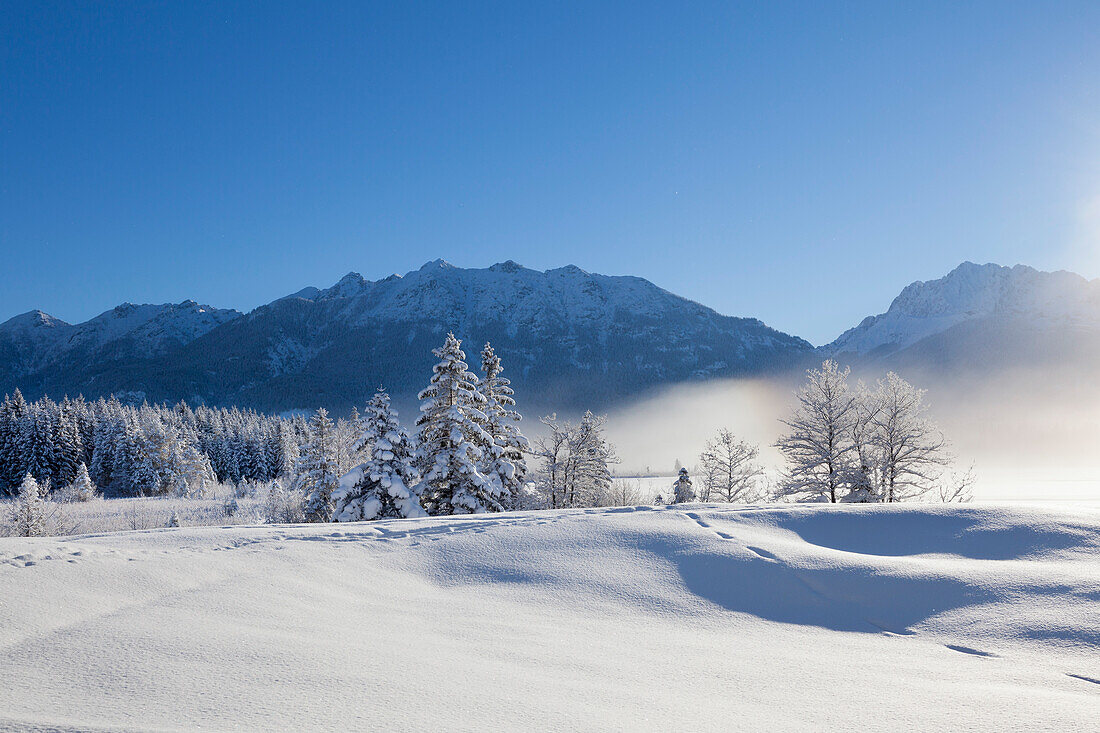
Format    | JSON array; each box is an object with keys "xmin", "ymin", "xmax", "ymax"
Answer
[
  {"xmin": 333, "ymin": 390, "xmax": 424, "ymax": 521},
  {"xmin": 12, "ymin": 473, "xmax": 47, "ymax": 537},
  {"xmin": 477, "ymin": 343, "xmax": 529, "ymax": 510},
  {"xmin": 415, "ymin": 333, "xmax": 499, "ymax": 514},
  {"xmin": 672, "ymin": 467, "xmax": 695, "ymax": 504},
  {"xmin": 69, "ymin": 462, "xmax": 98, "ymax": 502},
  {"xmin": 297, "ymin": 408, "xmax": 341, "ymax": 522}
]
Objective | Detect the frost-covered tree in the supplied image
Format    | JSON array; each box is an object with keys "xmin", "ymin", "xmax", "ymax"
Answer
[
  {"xmin": 477, "ymin": 343, "xmax": 528, "ymax": 510},
  {"xmin": 939, "ymin": 465, "xmax": 976, "ymax": 503},
  {"xmin": 567, "ymin": 411, "xmax": 617, "ymax": 507},
  {"xmin": 262, "ymin": 477, "xmax": 305, "ymax": 524},
  {"xmin": 870, "ymin": 372, "xmax": 950, "ymax": 502},
  {"xmin": 333, "ymin": 390, "xmax": 424, "ymax": 521},
  {"xmin": 775, "ymin": 360, "xmax": 858, "ymax": 503},
  {"xmin": 11, "ymin": 473, "xmax": 47, "ymax": 537},
  {"xmin": 671, "ymin": 467, "xmax": 695, "ymax": 504},
  {"xmin": 699, "ymin": 429, "xmax": 764, "ymax": 503},
  {"xmin": 67, "ymin": 462, "xmax": 98, "ymax": 502},
  {"xmin": 846, "ymin": 380, "xmax": 883, "ymax": 502},
  {"xmin": 532, "ymin": 411, "xmax": 618, "ymax": 508},
  {"xmin": 296, "ymin": 408, "xmax": 341, "ymax": 522},
  {"xmin": 415, "ymin": 334, "xmax": 500, "ymax": 514},
  {"xmin": 532, "ymin": 414, "xmax": 571, "ymax": 509}
]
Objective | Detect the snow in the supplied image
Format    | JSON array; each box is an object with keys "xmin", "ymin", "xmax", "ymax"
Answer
[
  {"xmin": 827, "ymin": 261, "xmax": 1100, "ymax": 355},
  {"xmin": 1, "ymin": 502, "xmax": 1097, "ymax": 729}
]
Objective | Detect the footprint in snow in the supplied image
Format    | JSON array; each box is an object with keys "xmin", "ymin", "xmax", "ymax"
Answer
[
  {"xmin": 1066, "ymin": 673, "xmax": 1100, "ymax": 686},
  {"xmin": 945, "ymin": 644, "xmax": 999, "ymax": 658},
  {"xmin": 745, "ymin": 545, "xmax": 778, "ymax": 561}
]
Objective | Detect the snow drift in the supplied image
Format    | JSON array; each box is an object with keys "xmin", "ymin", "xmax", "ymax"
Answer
[{"xmin": 1, "ymin": 503, "xmax": 1097, "ymax": 730}]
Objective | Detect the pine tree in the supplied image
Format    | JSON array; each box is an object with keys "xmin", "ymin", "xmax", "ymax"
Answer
[
  {"xmin": 415, "ymin": 333, "xmax": 499, "ymax": 514},
  {"xmin": 333, "ymin": 390, "xmax": 425, "ymax": 521},
  {"xmin": 477, "ymin": 343, "xmax": 529, "ymax": 510},
  {"xmin": 296, "ymin": 408, "xmax": 341, "ymax": 522},
  {"xmin": 11, "ymin": 473, "xmax": 47, "ymax": 537},
  {"xmin": 672, "ymin": 467, "xmax": 695, "ymax": 504}
]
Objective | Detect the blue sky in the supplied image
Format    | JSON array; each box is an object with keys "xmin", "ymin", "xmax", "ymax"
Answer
[{"xmin": 3, "ymin": 1, "xmax": 1099, "ymax": 344}]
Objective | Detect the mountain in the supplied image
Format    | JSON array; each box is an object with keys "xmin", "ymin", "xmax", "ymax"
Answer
[
  {"xmin": 824, "ymin": 262, "xmax": 1100, "ymax": 373},
  {"xmin": 0, "ymin": 301, "xmax": 242, "ymax": 398},
  {"xmin": 0, "ymin": 261, "xmax": 811, "ymax": 412}
]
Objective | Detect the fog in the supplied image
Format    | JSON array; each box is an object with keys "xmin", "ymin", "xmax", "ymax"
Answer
[{"xmin": 601, "ymin": 365, "xmax": 1100, "ymax": 501}]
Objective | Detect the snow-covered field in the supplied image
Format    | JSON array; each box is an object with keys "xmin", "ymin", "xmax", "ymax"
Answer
[{"xmin": 1, "ymin": 503, "xmax": 1098, "ymax": 730}]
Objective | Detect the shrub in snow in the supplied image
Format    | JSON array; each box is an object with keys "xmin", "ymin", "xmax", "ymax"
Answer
[
  {"xmin": 166, "ymin": 509, "xmax": 181, "ymax": 528},
  {"xmin": 223, "ymin": 497, "xmax": 240, "ymax": 517},
  {"xmin": 333, "ymin": 390, "xmax": 425, "ymax": 522},
  {"xmin": 263, "ymin": 478, "xmax": 305, "ymax": 524},
  {"xmin": 415, "ymin": 333, "xmax": 500, "ymax": 514},
  {"xmin": 11, "ymin": 473, "xmax": 48, "ymax": 537}
]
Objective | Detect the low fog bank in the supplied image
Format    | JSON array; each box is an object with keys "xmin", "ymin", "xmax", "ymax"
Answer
[{"xmin": 599, "ymin": 365, "xmax": 1100, "ymax": 501}]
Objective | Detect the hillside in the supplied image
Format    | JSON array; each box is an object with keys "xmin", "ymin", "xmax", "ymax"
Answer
[{"xmin": 0, "ymin": 503, "xmax": 1097, "ymax": 730}]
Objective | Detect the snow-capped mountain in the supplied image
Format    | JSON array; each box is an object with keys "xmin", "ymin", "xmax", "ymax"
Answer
[
  {"xmin": 824, "ymin": 262, "xmax": 1100, "ymax": 369},
  {"xmin": 0, "ymin": 261, "xmax": 811, "ymax": 411},
  {"xmin": 0, "ymin": 300, "xmax": 241, "ymax": 383}
]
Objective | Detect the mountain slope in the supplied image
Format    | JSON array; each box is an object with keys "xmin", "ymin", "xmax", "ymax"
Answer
[
  {"xmin": 1, "ymin": 503, "xmax": 1097, "ymax": 730},
  {"xmin": 1, "ymin": 261, "xmax": 811, "ymax": 412},
  {"xmin": 824, "ymin": 262, "xmax": 1100, "ymax": 372}
]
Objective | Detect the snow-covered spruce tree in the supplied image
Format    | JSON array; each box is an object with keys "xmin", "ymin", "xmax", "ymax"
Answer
[
  {"xmin": 333, "ymin": 390, "xmax": 425, "ymax": 522},
  {"xmin": 870, "ymin": 371, "xmax": 950, "ymax": 502},
  {"xmin": 296, "ymin": 408, "xmax": 342, "ymax": 522},
  {"xmin": 671, "ymin": 467, "xmax": 695, "ymax": 504},
  {"xmin": 67, "ymin": 462, "xmax": 98, "ymax": 502},
  {"xmin": 775, "ymin": 360, "xmax": 858, "ymax": 503},
  {"xmin": 477, "ymin": 343, "xmax": 529, "ymax": 510},
  {"xmin": 0, "ymin": 389, "xmax": 32, "ymax": 494},
  {"xmin": 11, "ymin": 473, "xmax": 47, "ymax": 537},
  {"xmin": 415, "ymin": 333, "xmax": 500, "ymax": 515}
]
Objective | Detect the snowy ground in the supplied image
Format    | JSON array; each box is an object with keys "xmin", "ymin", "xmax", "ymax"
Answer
[
  {"xmin": 0, "ymin": 495, "xmax": 268, "ymax": 537},
  {"xmin": 1, "ymin": 503, "xmax": 1098, "ymax": 731}
]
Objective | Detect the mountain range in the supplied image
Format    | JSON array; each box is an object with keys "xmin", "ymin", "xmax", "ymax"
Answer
[{"xmin": 2, "ymin": 260, "xmax": 1097, "ymax": 413}]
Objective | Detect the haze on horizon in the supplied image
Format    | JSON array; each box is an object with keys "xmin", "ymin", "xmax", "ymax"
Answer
[{"xmin": 4, "ymin": 2, "xmax": 1100, "ymax": 345}]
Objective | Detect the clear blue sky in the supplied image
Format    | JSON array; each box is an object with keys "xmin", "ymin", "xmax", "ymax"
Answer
[{"xmin": 3, "ymin": 1, "xmax": 1099, "ymax": 344}]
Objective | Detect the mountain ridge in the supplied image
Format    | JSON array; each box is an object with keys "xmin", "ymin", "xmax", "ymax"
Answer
[
  {"xmin": 0, "ymin": 261, "xmax": 811, "ymax": 412},
  {"xmin": 5, "ymin": 259, "xmax": 1098, "ymax": 412}
]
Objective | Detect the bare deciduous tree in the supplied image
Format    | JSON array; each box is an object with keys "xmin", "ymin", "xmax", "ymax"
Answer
[
  {"xmin": 775, "ymin": 360, "xmax": 858, "ymax": 503},
  {"xmin": 699, "ymin": 429, "xmax": 764, "ymax": 502}
]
